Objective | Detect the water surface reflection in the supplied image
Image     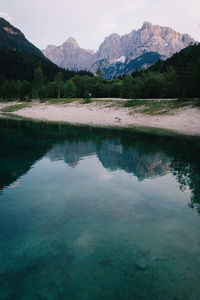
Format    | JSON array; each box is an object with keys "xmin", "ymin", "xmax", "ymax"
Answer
[{"xmin": 0, "ymin": 118, "xmax": 200, "ymax": 299}]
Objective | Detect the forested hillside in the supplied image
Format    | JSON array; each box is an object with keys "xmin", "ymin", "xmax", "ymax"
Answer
[
  {"xmin": 0, "ymin": 49, "xmax": 92, "ymax": 82},
  {"xmin": 123, "ymin": 44, "xmax": 200, "ymax": 98},
  {"xmin": 0, "ymin": 44, "xmax": 199, "ymax": 100}
]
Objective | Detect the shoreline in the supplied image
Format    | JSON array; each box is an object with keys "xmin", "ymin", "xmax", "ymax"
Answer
[{"xmin": 0, "ymin": 100, "xmax": 200, "ymax": 137}]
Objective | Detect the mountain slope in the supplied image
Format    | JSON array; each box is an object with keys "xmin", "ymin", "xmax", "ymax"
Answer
[
  {"xmin": 125, "ymin": 43, "xmax": 200, "ymax": 98},
  {"xmin": 91, "ymin": 52, "xmax": 162, "ymax": 79},
  {"xmin": 0, "ymin": 17, "xmax": 44, "ymax": 58},
  {"xmin": 0, "ymin": 48, "xmax": 62, "ymax": 81},
  {"xmin": 150, "ymin": 43, "xmax": 200, "ymax": 73},
  {"xmin": 150, "ymin": 43, "xmax": 200, "ymax": 97}
]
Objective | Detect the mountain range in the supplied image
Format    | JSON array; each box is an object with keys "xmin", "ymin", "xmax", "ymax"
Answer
[
  {"xmin": 42, "ymin": 22, "xmax": 195, "ymax": 78},
  {"xmin": 0, "ymin": 17, "xmax": 197, "ymax": 81}
]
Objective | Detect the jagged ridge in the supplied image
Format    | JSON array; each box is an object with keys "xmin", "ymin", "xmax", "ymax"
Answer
[{"xmin": 42, "ymin": 22, "xmax": 196, "ymax": 78}]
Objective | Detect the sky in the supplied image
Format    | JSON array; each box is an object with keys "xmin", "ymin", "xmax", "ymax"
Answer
[{"xmin": 0, "ymin": 0, "xmax": 200, "ymax": 51}]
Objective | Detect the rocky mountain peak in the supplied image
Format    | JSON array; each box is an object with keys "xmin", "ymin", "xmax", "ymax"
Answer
[
  {"xmin": 65, "ymin": 37, "xmax": 79, "ymax": 48},
  {"xmin": 182, "ymin": 33, "xmax": 194, "ymax": 44},
  {"xmin": 141, "ymin": 21, "xmax": 153, "ymax": 29},
  {"xmin": 43, "ymin": 36, "xmax": 96, "ymax": 71},
  {"xmin": 107, "ymin": 33, "xmax": 121, "ymax": 39},
  {"xmin": 96, "ymin": 33, "xmax": 122, "ymax": 60}
]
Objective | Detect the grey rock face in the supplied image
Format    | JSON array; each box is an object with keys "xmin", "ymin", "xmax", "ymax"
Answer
[
  {"xmin": 42, "ymin": 22, "xmax": 196, "ymax": 77},
  {"xmin": 42, "ymin": 37, "xmax": 96, "ymax": 71},
  {"xmin": 96, "ymin": 21, "xmax": 195, "ymax": 62},
  {"xmin": 96, "ymin": 33, "xmax": 122, "ymax": 61}
]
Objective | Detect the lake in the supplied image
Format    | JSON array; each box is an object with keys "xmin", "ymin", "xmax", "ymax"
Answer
[{"xmin": 0, "ymin": 118, "xmax": 200, "ymax": 299}]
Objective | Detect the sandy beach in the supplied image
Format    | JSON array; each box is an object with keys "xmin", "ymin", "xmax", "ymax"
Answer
[{"xmin": 1, "ymin": 100, "xmax": 200, "ymax": 136}]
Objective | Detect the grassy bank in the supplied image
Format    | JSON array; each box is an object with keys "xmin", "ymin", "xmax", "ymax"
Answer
[
  {"xmin": 1, "ymin": 103, "xmax": 30, "ymax": 112},
  {"xmin": 123, "ymin": 99, "xmax": 200, "ymax": 115}
]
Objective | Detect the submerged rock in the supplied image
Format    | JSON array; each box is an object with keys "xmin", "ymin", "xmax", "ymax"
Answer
[{"xmin": 135, "ymin": 258, "xmax": 148, "ymax": 270}]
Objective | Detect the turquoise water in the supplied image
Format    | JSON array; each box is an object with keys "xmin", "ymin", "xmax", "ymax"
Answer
[{"xmin": 0, "ymin": 119, "xmax": 200, "ymax": 299}]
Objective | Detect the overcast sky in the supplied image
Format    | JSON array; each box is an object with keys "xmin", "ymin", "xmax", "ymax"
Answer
[{"xmin": 1, "ymin": 0, "xmax": 200, "ymax": 51}]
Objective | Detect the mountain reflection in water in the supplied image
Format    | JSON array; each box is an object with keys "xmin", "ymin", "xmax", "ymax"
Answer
[{"xmin": 0, "ymin": 118, "xmax": 199, "ymax": 210}]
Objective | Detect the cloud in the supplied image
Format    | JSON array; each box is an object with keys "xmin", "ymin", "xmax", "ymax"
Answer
[{"xmin": 0, "ymin": 12, "xmax": 13, "ymax": 22}]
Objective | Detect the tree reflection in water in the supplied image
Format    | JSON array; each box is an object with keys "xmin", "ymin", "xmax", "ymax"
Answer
[{"xmin": 0, "ymin": 118, "xmax": 199, "ymax": 212}]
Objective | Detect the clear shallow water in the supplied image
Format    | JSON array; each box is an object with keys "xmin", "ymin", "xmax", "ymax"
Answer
[{"xmin": 0, "ymin": 119, "xmax": 200, "ymax": 299}]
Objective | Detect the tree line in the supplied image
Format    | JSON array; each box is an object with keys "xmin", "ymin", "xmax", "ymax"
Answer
[
  {"xmin": 0, "ymin": 67, "xmax": 123, "ymax": 100},
  {"xmin": 0, "ymin": 44, "xmax": 199, "ymax": 100}
]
